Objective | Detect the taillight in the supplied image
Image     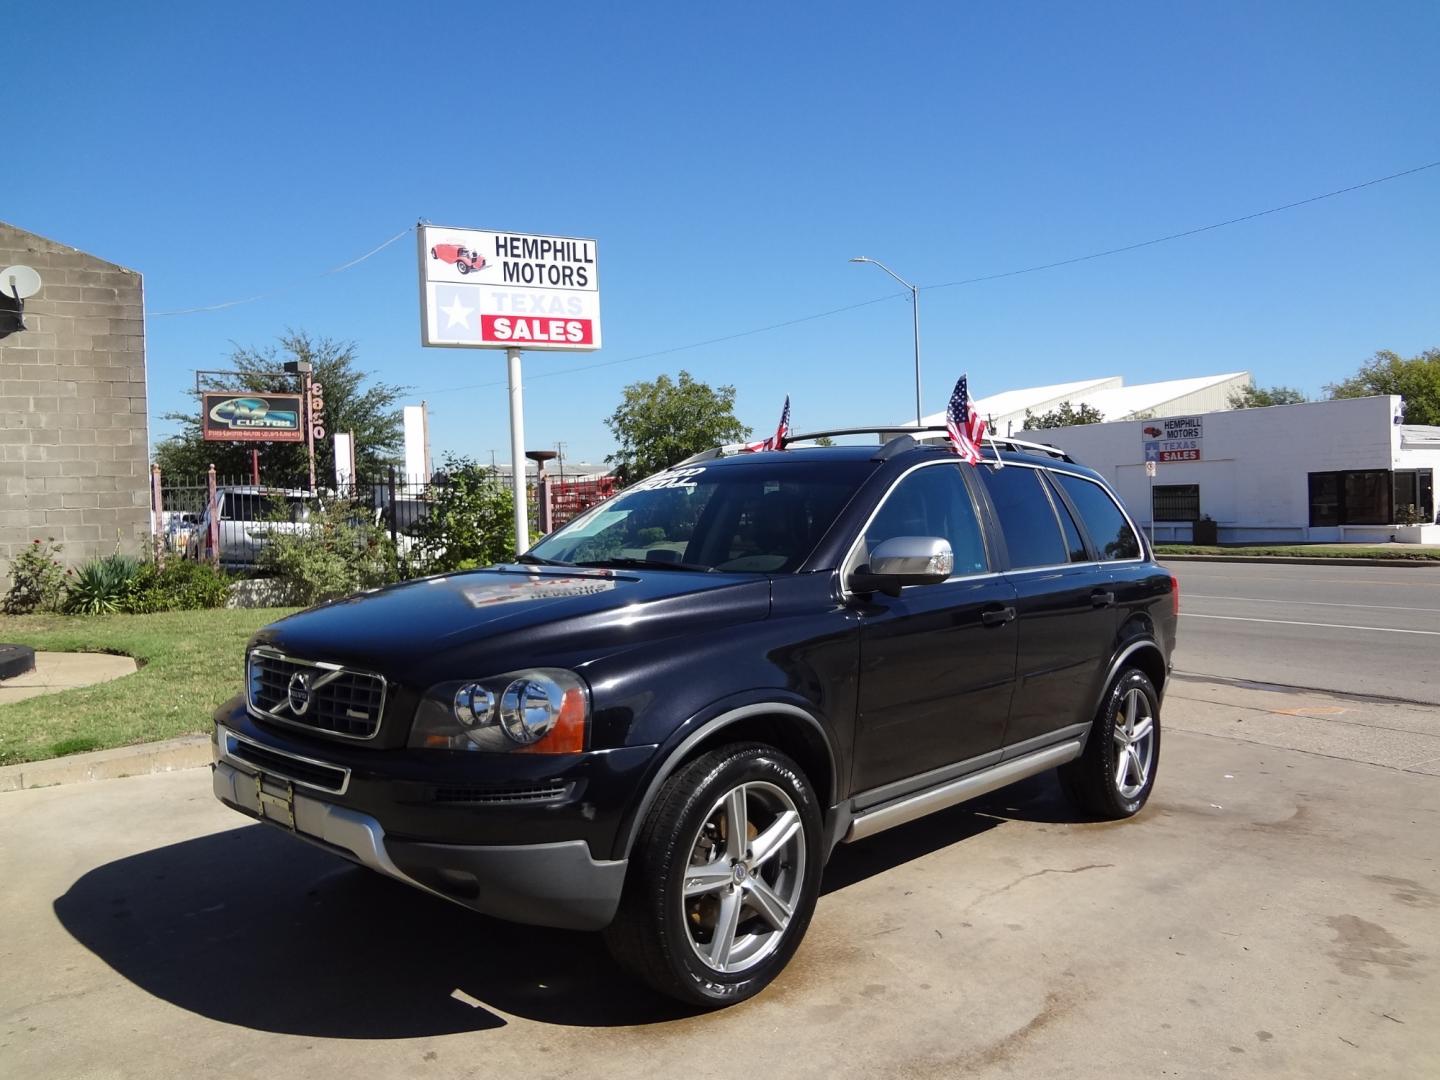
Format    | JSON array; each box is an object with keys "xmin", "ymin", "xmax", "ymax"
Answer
[{"xmin": 1170, "ymin": 574, "xmax": 1180, "ymax": 616}]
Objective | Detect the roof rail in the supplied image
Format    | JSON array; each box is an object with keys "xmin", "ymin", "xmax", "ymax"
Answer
[{"xmin": 674, "ymin": 430, "xmax": 1074, "ymax": 467}]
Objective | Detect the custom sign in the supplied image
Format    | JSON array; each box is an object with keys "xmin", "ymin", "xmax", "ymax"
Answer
[
  {"xmin": 1141, "ymin": 415, "xmax": 1203, "ymax": 463},
  {"xmin": 418, "ymin": 225, "xmax": 601, "ymax": 350},
  {"xmin": 202, "ymin": 393, "xmax": 304, "ymax": 442}
]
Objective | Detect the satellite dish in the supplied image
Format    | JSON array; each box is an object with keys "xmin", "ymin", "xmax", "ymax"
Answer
[{"xmin": 1, "ymin": 265, "xmax": 43, "ymax": 299}]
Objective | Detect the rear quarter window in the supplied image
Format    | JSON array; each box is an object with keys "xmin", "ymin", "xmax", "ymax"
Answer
[{"xmin": 1053, "ymin": 472, "xmax": 1142, "ymax": 561}]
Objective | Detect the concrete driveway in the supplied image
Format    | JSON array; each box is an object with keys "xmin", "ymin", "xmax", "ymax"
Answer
[{"xmin": 2, "ymin": 684, "xmax": 1438, "ymax": 1079}]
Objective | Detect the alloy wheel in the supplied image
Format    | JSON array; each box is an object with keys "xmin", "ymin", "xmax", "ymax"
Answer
[
  {"xmin": 680, "ymin": 780, "xmax": 807, "ymax": 974},
  {"xmin": 1112, "ymin": 687, "xmax": 1156, "ymax": 800}
]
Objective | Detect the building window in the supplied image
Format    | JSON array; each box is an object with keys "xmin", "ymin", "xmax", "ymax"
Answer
[
  {"xmin": 1308, "ymin": 470, "xmax": 1393, "ymax": 526},
  {"xmin": 1152, "ymin": 484, "xmax": 1200, "ymax": 522},
  {"xmin": 1393, "ymin": 470, "xmax": 1435, "ymax": 524}
]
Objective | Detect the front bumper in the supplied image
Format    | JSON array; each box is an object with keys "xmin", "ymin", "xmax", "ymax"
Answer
[{"xmin": 212, "ymin": 733, "xmax": 629, "ymax": 931}]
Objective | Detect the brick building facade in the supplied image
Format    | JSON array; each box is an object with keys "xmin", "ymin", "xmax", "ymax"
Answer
[{"xmin": 0, "ymin": 222, "xmax": 150, "ymax": 577}]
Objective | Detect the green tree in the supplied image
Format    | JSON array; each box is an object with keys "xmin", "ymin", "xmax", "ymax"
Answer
[
  {"xmin": 1228, "ymin": 384, "xmax": 1308, "ymax": 409},
  {"xmin": 1325, "ymin": 348, "xmax": 1440, "ymax": 425},
  {"xmin": 604, "ymin": 371, "xmax": 751, "ymax": 482},
  {"xmin": 153, "ymin": 331, "xmax": 408, "ymax": 482},
  {"xmin": 413, "ymin": 455, "xmax": 516, "ymax": 570},
  {"xmin": 1023, "ymin": 401, "xmax": 1106, "ymax": 429}
]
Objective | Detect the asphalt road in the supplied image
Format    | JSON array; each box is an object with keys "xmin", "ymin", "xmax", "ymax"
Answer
[{"xmin": 1166, "ymin": 561, "xmax": 1440, "ymax": 705}]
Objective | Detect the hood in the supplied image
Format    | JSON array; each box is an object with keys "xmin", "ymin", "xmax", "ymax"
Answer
[{"xmin": 253, "ymin": 565, "xmax": 772, "ymax": 678}]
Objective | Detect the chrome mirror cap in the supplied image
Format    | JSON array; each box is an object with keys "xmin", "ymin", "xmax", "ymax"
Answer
[{"xmin": 849, "ymin": 536, "xmax": 954, "ymax": 597}]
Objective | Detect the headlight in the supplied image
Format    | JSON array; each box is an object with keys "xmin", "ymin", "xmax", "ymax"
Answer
[{"xmin": 408, "ymin": 669, "xmax": 588, "ymax": 754}]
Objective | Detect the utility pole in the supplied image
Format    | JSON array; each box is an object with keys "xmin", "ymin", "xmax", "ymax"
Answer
[{"xmin": 506, "ymin": 347, "xmax": 528, "ymax": 552}]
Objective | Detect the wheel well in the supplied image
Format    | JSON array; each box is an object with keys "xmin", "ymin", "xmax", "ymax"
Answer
[
  {"xmin": 682, "ymin": 713, "xmax": 835, "ymax": 812},
  {"xmin": 1125, "ymin": 643, "xmax": 1167, "ymax": 696}
]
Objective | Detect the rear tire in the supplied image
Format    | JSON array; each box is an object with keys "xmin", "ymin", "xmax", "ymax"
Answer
[
  {"xmin": 605, "ymin": 743, "xmax": 823, "ymax": 1008},
  {"xmin": 1060, "ymin": 666, "xmax": 1160, "ymax": 819}
]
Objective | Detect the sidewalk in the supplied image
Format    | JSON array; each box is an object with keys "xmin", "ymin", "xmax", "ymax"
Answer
[{"xmin": 1166, "ymin": 674, "xmax": 1440, "ymax": 774}]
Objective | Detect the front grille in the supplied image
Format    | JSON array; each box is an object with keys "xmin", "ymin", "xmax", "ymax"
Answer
[
  {"xmin": 225, "ymin": 736, "xmax": 349, "ymax": 792},
  {"xmin": 247, "ymin": 648, "xmax": 386, "ymax": 740}
]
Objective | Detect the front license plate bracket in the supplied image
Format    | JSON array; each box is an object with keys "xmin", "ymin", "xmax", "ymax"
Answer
[{"xmin": 255, "ymin": 773, "xmax": 296, "ymax": 829}]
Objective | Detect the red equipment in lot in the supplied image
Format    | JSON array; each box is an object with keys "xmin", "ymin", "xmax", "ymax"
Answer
[{"xmin": 430, "ymin": 243, "xmax": 487, "ymax": 274}]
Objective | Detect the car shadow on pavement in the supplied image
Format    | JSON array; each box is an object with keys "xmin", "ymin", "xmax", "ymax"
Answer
[
  {"xmin": 53, "ymin": 773, "xmax": 1086, "ymax": 1037},
  {"xmin": 820, "ymin": 771, "xmax": 1082, "ymax": 895},
  {"xmin": 52, "ymin": 822, "xmax": 695, "ymax": 1037}
]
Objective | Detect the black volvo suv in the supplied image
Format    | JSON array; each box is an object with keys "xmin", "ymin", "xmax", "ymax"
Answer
[{"xmin": 211, "ymin": 429, "xmax": 1177, "ymax": 1007}]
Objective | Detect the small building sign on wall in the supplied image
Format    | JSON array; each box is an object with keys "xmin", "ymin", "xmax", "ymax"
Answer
[{"xmin": 1142, "ymin": 416, "xmax": 1203, "ymax": 462}]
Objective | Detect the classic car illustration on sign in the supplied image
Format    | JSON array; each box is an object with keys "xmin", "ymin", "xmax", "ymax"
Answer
[{"xmin": 430, "ymin": 243, "xmax": 487, "ymax": 274}]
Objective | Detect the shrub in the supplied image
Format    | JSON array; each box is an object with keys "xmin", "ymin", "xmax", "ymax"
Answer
[
  {"xmin": 256, "ymin": 496, "xmax": 397, "ymax": 604},
  {"xmin": 413, "ymin": 455, "xmax": 516, "ymax": 572},
  {"xmin": 65, "ymin": 553, "xmax": 143, "ymax": 615},
  {"xmin": 3, "ymin": 538, "xmax": 67, "ymax": 614},
  {"xmin": 121, "ymin": 559, "xmax": 232, "ymax": 613}
]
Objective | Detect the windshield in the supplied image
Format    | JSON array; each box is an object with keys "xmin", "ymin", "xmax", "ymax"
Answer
[{"xmin": 528, "ymin": 461, "xmax": 870, "ymax": 573}]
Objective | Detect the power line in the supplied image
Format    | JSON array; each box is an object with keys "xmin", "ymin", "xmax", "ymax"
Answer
[
  {"xmin": 925, "ymin": 159, "xmax": 1440, "ymax": 291},
  {"xmin": 415, "ymin": 158, "xmax": 1440, "ymax": 395},
  {"xmin": 421, "ymin": 291, "xmax": 909, "ymax": 394},
  {"xmin": 147, "ymin": 225, "xmax": 415, "ymax": 316}
]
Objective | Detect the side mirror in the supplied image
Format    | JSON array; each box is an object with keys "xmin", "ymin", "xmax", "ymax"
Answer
[{"xmin": 848, "ymin": 536, "xmax": 954, "ymax": 597}]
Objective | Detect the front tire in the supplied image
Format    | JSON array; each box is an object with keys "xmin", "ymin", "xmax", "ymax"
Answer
[
  {"xmin": 1060, "ymin": 666, "xmax": 1160, "ymax": 819},
  {"xmin": 605, "ymin": 743, "xmax": 823, "ymax": 1008}
]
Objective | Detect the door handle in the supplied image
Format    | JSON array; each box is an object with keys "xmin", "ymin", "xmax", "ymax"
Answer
[
  {"xmin": 980, "ymin": 605, "xmax": 1016, "ymax": 627},
  {"xmin": 1090, "ymin": 590, "xmax": 1116, "ymax": 608}
]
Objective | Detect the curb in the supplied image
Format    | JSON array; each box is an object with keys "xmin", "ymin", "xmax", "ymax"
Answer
[
  {"xmin": 1158, "ymin": 555, "xmax": 1440, "ymax": 568},
  {"xmin": 0, "ymin": 735, "xmax": 211, "ymax": 793}
]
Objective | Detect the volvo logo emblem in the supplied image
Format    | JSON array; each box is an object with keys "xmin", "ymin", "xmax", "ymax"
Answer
[
  {"xmin": 732, "ymin": 863, "xmax": 747, "ymax": 885},
  {"xmin": 287, "ymin": 672, "xmax": 313, "ymax": 715}
]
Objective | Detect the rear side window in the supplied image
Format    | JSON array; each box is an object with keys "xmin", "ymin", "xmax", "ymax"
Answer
[
  {"xmin": 1053, "ymin": 473, "xmax": 1142, "ymax": 560},
  {"xmin": 1043, "ymin": 474, "xmax": 1090, "ymax": 562},
  {"xmin": 864, "ymin": 464, "xmax": 988, "ymax": 575},
  {"xmin": 977, "ymin": 465, "xmax": 1068, "ymax": 569}
]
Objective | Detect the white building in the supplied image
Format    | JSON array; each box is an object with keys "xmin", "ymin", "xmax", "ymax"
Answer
[
  {"xmin": 1016, "ymin": 395, "xmax": 1440, "ymax": 544},
  {"xmin": 918, "ymin": 371, "xmax": 1252, "ymax": 435}
]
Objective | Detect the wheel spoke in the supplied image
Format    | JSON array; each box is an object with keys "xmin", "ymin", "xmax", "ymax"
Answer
[
  {"xmin": 1114, "ymin": 750, "xmax": 1129, "ymax": 790},
  {"xmin": 1112, "ymin": 725, "xmax": 1130, "ymax": 749},
  {"xmin": 749, "ymin": 810, "xmax": 800, "ymax": 869},
  {"xmin": 708, "ymin": 887, "xmax": 743, "ymax": 970},
  {"xmin": 724, "ymin": 786, "xmax": 748, "ymax": 862},
  {"xmin": 744, "ymin": 875, "xmax": 793, "ymax": 932},
  {"xmin": 683, "ymin": 859, "xmax": 734, "ymax": 897},
  {"xmin": 1124, "ymin": 690, "xmax": 1139, "ymax": 732},
  {"xmin": 1130, "ymin": 717, "xmax": 1153, "ymax": 744}
]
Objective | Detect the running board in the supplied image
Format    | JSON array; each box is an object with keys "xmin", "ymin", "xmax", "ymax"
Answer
[{"xmin": 843, "ymin": 739, "xmax": 1084, "ymax": 843}]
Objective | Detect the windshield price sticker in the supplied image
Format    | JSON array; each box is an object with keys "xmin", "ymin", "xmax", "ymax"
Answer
[{"xmin": 627, "ymin": 467, "xmax": 706, "ymax": 493}]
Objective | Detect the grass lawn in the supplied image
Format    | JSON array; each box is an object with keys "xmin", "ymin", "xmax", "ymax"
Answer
[
  {"xmin": 0, "ymin": 608, "xmax": 298, "ymax": 766},
  {"xmin": 1155, "ymin": 544, "xmax": 1440, "ymax": 561}
]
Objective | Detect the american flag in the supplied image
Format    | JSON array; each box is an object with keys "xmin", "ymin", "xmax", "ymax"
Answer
[
  {"xmin": 744, "ymin": 395, "xmax": 791, "ymax": 452},
  {"xmin": 945, "ymin": 375, "xmax": 987, "ymax": 464}
]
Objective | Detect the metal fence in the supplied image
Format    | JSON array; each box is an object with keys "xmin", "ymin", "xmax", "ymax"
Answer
[{"xmin": 151, "ymin": 467, "xmax": 617, "ymax": 573}]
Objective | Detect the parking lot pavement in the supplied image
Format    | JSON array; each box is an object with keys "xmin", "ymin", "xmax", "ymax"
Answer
[{"xmin": 3, "ymin": 700, "xmax": 1439, "ymax": 1079}]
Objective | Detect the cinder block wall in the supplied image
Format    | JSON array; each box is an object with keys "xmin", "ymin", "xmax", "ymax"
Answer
[{"xmin": 0, "ymin": 221, "xmax": 150, "ymax": 578}]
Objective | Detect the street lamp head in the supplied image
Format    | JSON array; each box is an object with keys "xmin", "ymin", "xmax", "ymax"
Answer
[{"xmin": 848, "ymin": 256, "xmax": 870, "ymax": 264}]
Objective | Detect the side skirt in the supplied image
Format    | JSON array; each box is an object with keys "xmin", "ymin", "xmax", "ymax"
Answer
[{"xmin": 841, "ymin": 735, "xmax": 1086, "ymax": 843}]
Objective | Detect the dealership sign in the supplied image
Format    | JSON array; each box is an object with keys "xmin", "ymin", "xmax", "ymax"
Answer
[
  {"xmin": 418, "ymin": 225, "xmax": 601, "ymax": 350},
  {"xmin": 202, "ymin": 393, "xmax": 304, "ymax": 442},
  {"xmin": 1141, "ymin": 416, "xmax": 1203, "ymax": 463}
]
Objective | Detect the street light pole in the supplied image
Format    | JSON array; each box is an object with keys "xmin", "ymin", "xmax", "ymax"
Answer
[{"xmin": 851, "ymin": 256, "xmax": 922, "ymax": 426}]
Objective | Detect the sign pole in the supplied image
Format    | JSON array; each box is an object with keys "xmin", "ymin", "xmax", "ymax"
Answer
[{"xmin": 507, "ymin": 347, "xmax": 529, "ymax": 554}]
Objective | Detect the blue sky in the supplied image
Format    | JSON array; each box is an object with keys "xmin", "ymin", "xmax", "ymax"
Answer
[{"xmin": 11, "ymin": 1, "xmax": 1439, "ymax": 467}]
